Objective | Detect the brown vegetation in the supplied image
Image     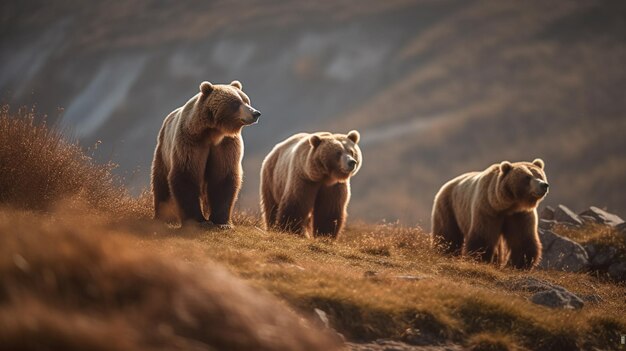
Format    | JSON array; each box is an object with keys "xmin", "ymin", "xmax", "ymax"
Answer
[
  {"xmin": 0, "ymin": 106, "xmax": 150, "ymax": 217},
  {"xmin": 0, "ymin": 111, "xmax": 624, "ymax": 350}
]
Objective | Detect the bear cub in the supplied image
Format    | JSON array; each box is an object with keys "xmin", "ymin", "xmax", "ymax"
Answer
[
  {"xmin": 431, "ymin": 159, "xmax": 549, "ymax": 269},
  {"xmin": 260, "ymin": 131, "xmax": 362, "ymax": 238},
  {"xmin": 151, "ymin": 80, "xmax": 260, "ymax": 228}
]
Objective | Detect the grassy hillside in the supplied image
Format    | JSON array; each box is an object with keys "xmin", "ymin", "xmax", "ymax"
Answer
[{"xmin": 1, "ymin": 111, "xmax": 625, "ymax": 350}]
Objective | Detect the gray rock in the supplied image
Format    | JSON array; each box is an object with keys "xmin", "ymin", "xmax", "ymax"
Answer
[
  {"xmin": 539, "ymin": 219, "xmax": 557, "ymax": 230},
  {"xmin": 554, "ymin": 204, "xmax": 583, "ymax": 226},
  {"xmin": 538, "ymin": 229, "xmax": 589, "ymax": 272},
  {"xmin": 579, "ymin": 206, "xmax": 624, "ymax": 227},
  {"xmin": 313, "ymin": 308, "xmax": 346, "ymax": 343},
  {"xmin": 580, "ymin": 215, "xmax": 597, "ymax": 224},
  {"xmin": 314, "ymin": 308, "xmax": 330, "ymax": 329},
  {"xmin": 393, "ymin": 275, "xmax": 426, "ymax": 281},
  {"xmin": 608, "ymin": 262, "xmax": 626, "ymax": 282},
  {"xmin": 540, "ymin": 206, "xmax": 555, "ymax": 220},
  {"xmin": 584, "ymin": 244, "xmax": 597, "ymax": 260},
  {"xmin": 590, "ymin": 246, "xmax": 618, "ymax": 268},
  {"xmin": 530, "ymin": 289, "xmax": 584, "ymax": 309},
  {"xmin": 507, "ymin": 277, "xmax": 585, "ymax": 309}
]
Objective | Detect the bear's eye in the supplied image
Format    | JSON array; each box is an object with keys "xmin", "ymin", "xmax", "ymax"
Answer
[
  {"xmin": 525, "ymin": 174, "xmax": 532, "ymax": 182},
  {"xmin": 336, "ymin": 150, "xmax": 343, "ymax": 159}
]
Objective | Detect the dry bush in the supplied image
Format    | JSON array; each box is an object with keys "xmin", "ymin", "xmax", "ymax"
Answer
[
  {"xmin": 0, "ymin": 208, "xmax": 338, "ymax": 351},
  {"xmin": 0, "ymin": 106, "xmax": 150, "ymax": 217}
]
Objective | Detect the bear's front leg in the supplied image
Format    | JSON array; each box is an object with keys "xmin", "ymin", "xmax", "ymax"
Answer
[
  {"xmin": 503, "ymin": 211, "xmax": 542, "ymax": 269},
  {"xmin": 207, "ymin": 172, "xmax": 241, "ymax": 228},
  {"xmin": 276, "ymin": 182, "xmax": 318, "ymax": 236},
  {"xmin": 169, "ymin": 168, "xmax": 205, "ymax": 225},
  {"xmin": 463, "ymin": 216, "xmax": 503, "ymax": 263},
  {"xmin": 313, "ymin": 183, "xmax": 349, "ymax": 238}
]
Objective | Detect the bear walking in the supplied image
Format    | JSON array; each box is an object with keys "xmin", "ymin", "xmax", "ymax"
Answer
[
  {"xmin": 431, "ymin": 159, "xmax": 549, "ymax": 269},
  {"xmin": 151, "ymin": 81, "xmax": 260, "ymax": 227},
  {"xmin": 260, "ymin": 131, "xmax": 362, "ymax": 238}
]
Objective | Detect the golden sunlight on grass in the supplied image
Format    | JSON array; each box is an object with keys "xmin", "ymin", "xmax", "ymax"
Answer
[{"xmin": 0, "ymin": 110, "xmax": 624, "ymax": 350}]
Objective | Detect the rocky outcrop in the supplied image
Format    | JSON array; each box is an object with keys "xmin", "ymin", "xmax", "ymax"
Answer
[
  {"xmin": 538, "ymin": 229, "xmax": 589, "ymax": 272},
  {"xmin": 553, "ymin": 205, "xmax": 583, "ymax": 226},
  {"xmin": 537, "ymin": 204, "xmax": 624, "ymax": 281},
  {"xmin": 579, "ymin": 206, "xmax": 624, "ymax": 227}
]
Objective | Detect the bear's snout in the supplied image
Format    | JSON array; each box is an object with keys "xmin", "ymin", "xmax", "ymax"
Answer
[
  {"xmin": 531, "ymin": 179, "xmax": 549, "ymax": 197},
  {"xmin": 347, "ymin": 159, "xmax": 357, "ymax": 171}
]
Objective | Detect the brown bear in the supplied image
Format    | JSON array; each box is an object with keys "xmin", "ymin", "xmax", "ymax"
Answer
[
  {"xmin": 260, "ymin": 131, "xmax": 362, "ymax": 238},
  {"xmin": 151, "ymin": 80, "xmax": 260, "ymax": 227},
  {"xmin": 431, "ymin": 159, "xmax": 549, "ymax": 269}
]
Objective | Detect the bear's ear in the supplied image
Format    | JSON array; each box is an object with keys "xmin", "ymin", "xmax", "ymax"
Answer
[
  {"xmin": 347, "ymin": 130, "xmax": 360, "ymax": 144},
  {"xmin": 532, "ymin": 158, "xmax": 545, "ymax": 169},
  {"xmin": 309, "ymin": 135, "xmax": 322, "ymax": 148},
  {"xmin": 230, "ymin": 80, "xmax": 242, "ymax": 90},
  {"xmin": 500, "ymin": 161, "xmax": 513, "ymax": 175},
  {"xmin": 200, "ymin": 81, "xmax": 214, "ymax": 95}
]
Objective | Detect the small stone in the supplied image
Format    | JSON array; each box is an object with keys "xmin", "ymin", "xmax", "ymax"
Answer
[
  {"xmin": 314, "ymin": 308, "xmax": 330, "ymax": 329},
  {"xmin": 530, "ymin": 289, "xmax": 584, "ymax": 309},
  {"xmin": 393, "ymin": 275, "xmax": 425, "ymax": 281},
  {"xmin": 608, "ymin": 262, "xmax": 626, "ymax": 282},
  {"xmin": 554, "ymin": 205, "xmax": 583, "ymax": 226},
  {"xmin": 540, "ymin": 206, "xmax": 555, "ymax": 220},
  {"xmin": 579, "ymin": 206, "xmax": 624, "ymax": 227}
]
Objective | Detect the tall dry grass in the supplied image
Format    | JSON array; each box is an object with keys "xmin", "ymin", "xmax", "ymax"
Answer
[{"xmin": 0, "ymin": 106, "xmax": 150, "ymax": 217}]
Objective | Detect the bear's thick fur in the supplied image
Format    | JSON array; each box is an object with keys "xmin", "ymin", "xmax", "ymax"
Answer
[
  {"xmin": 431, "ymin": 159, "xmax": 549, "ymax": 269},
  {"xmin": 151, "ymin": 81, "xmax": 260, "ymax": 227},
  {"xmin": 260, "ymin": 131, "xmax": 362, "ymax": 238}
]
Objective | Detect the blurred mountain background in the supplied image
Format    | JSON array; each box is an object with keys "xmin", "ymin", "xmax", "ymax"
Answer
[{"xmin": 2, "ymin": 0, "xmax": 625, "ymax": 226}]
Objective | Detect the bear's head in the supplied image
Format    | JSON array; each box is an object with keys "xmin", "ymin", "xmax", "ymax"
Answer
[
  {"xmin": 498, "ymin": 158, "xmax": 549, "ymax": 211},
  {"xmin": 198, "ymin": 80, "xmax": 261, "ymax": 135},
  {"xmin": 308, "ymin": 131, "xmax": 362, "ymax": 183}
]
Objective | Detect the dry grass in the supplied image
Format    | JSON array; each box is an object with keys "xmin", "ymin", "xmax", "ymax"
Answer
[
  {"xmin": 0, "ymin": 110, "xmax": 624, "ymax": 350},
  {"xmin": 0, "ymin": 106, "xmax": 150, "ymax": 218},
  {"xmin": 0, "ymin": 208, "xmax": 338, "ymax": 351}
]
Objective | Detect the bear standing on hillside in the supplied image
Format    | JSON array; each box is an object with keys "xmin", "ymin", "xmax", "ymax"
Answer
[
  {"xmin": 431, "ymin": 159, "xmax": 549, "ymax": 269},
  {"xmin": 260, "ymin": 131, "xmax": 362, "ymax": 238},
  {"xmin": 151, "ymin": 81, "xmax": 261, "ymax": 227}
]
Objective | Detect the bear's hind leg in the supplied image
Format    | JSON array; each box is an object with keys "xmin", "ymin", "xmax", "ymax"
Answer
[
  {"xmin": 169, "ymin": 168, "xmax": 205, "ymax": 225},
  {"xmin": 151, "ymin": 150, "xmax": 171, "ymax": 220},
  {"xmin": 431, "ymin": 200, "xmax": 464, "ymax": 255},
  {"xmin": 503, "ymin": 211, "xmax": 542, "ymax": 269},
  {"xmin": 207, "ymin": 173, "xmax": 240, "ymax": 227},
  {"xmin": 313, "ymin": 183, "xmax": 349, "ymax": 238},
  {"xmin": 261, "ymin": 180, "xmax": 278, "ymax": 230}
]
